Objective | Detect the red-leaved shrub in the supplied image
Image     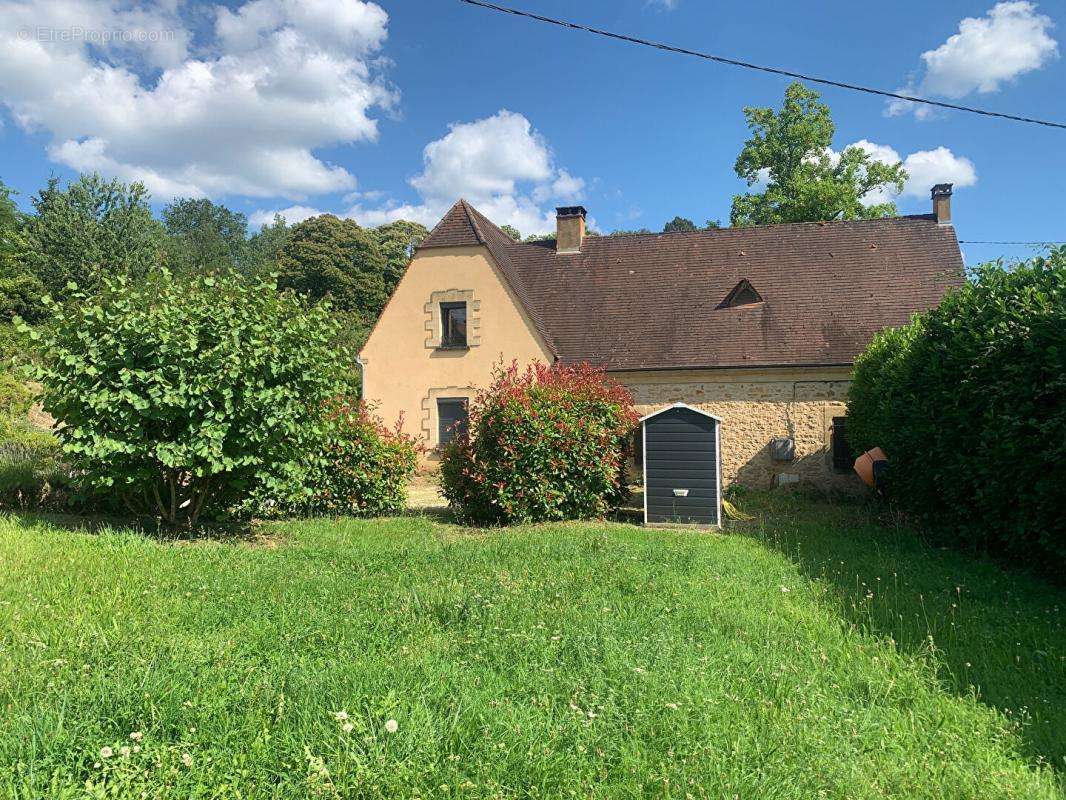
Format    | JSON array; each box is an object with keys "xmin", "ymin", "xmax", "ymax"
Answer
[
  {"xmin": 300, "ymin": 399, "xmax": 420, "ymax": 517},
  {"xmin": 439, "ymin": 361, "xmax": 637, "ymax": 525}
]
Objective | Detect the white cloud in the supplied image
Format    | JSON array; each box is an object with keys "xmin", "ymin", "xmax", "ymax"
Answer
[
  {"xmin": 645, "ymin": 0, "xmax": 679, "ymax": 10},
  {"xmin": 887, "ymin": 2, "xmax": 1058, "ymax": 118},
  {"xmin": 248, "ymin": 204, "xmax": 325, "ymax": 227},
  {"xmin": 0, "ymin": 0, "xmax": 395, "ymax": 199},
  {"xmin": 534, "ymin": 169, "xmax": 585, "ymax": 204},
  {"xmin": 844, "ymin": 140, "xmax": 977, "ymax": 203},
  {"xmin": 898, "ymin": 146, "xmax": 978, "ymax": 197},
  {"xmin": 741, "ymin": 139, "xmax": 977, "ymax": 208},
  {"xmin": 346, "ymin": 110, "xmax": 587, "ymax": 235}
]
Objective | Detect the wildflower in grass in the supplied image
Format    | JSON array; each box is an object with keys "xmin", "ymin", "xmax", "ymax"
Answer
[
  {"xmin": 100, "ymin": 746, "xmax": 113, "ymax": 758},
  {"xmin": 129, "ymin": 731, "xmax": 143, "ymax": 742},
  {"xmin": 181, "ymin": 752, "xmax": 193, "ymax": 767},
  {"xmin": 120, "ymin": 746, "xmax": 131, "ymax": 757},
  {"xmin": 384, "ymin": 719, "xmax": 399, "ymax": 733},
  {"xmin": 334, "ymin": 711, "xmax": 349, "ymax": 722},
  {"xmin": 342, "ymin": 722, "xmax": 354, "ymax": 733}
]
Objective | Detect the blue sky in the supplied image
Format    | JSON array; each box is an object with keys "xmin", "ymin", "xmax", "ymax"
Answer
[{"xmin": 1, "ymin": 0, "xmax": 1063, "ymax": 263}]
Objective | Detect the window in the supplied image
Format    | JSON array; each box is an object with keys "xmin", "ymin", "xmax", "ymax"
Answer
[
  {"xmin": 437, "ymin": 398, "xmax": 469, "ymax": 446},
  {"xmin": 831, "ymin": 416, "xmax": 855, "ymax": 471},
  {"xmin": 440, "ymin": 302, "xmax": 467, "ymax": 348},
  {"xmin": 719, "ymin": 279, "xmax": 763, "ymax": 309}
]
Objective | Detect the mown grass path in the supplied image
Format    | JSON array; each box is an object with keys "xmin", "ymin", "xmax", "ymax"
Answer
[{"xmin": 0, "ymin": 500, "xmax": 1061, "ymax": 798}]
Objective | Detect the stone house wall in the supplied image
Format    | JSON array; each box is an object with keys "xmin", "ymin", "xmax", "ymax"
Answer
[{"xmin": 615, "ymin": 367, "xmax": 860, "ymax": 491}]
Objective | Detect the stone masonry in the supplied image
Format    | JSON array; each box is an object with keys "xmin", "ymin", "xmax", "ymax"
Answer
[{"xmin": 619, "ymin": 369, "xmax": 860, "ymax": 491}]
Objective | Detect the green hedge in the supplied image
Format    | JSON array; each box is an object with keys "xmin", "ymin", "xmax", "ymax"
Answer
[
  {"xmin": 847, "ymin": 249, "xmax": 1065, "ymax": 567},
  {"xmin": 440, "ymin": 362, "xmax": 637, "ymax": 525}
]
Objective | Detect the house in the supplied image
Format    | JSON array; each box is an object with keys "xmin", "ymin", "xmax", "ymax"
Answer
[{"xmin": 359, "ymin": 184, "xmax": 964, "ymax": 489}]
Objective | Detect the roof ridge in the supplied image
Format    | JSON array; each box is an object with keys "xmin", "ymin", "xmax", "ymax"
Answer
[
  {"xmin": 570, "ymin": 214, "xmax": 940, "ymax": 243},
  {"xmin": 458, "ymin": 201, "xmax": 558, "ymax": 359},
  {"xmin": 423, "ymin": 199, "xmax": 464, "ymax": 242},
  {"xmin": 419, "ymin": 199, "xmax": 486, "ymax": 250},
  {"xmin": 458, "ymin": 199, "xmax": 488, "ymax": 245}
]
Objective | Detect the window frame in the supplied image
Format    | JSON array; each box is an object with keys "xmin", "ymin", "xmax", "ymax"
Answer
[{"xmin": 439, "ymin": 301, "xmax": 468, "ymax": 349}]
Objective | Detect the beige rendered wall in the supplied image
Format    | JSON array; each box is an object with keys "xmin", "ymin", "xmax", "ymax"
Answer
[
  {"xmin": 616, "ymin": 367, "xmax": 860, "ymax": 491},
  {"xmin": 359, "ymin": 245, "xmax": 552, "ymax": 458}
]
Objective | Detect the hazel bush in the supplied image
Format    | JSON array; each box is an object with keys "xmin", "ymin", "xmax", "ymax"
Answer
[
  {"xmin": 440, "ymin": 361, "xmax": 637, "ymax": 525},
  {"xmin": 23, "ymin": 271, "xmax": 350, "ymax": 526}
]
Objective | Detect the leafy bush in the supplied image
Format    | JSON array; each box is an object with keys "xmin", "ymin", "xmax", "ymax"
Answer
[
  {"xmin": 22, "ymin": 271, "xmax": 351, "ymax": 526},
  {"xmin": 0, "ymin": 370, "xmax": 32, "ymax": 423},
  {"xmin": 440, "ymin": 362, "xmax": 637, "ymax": 525},
  {"xmin": 296, "ymin": 399, "xmax": 419, "ymax": 517},
  {"xmin": 0, "ymin": 425, "xmax": 71, "ymax": 511},
  {"xmin": 847, "ymin": 250, "xmax": 1066, "ymax": 567}
]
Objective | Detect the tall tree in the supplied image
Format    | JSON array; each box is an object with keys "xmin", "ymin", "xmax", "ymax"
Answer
[
  {"xmin": 499, "ymin": 224, "xmax": 522, "ymax": 242},
  {"xmin": 730, "ymin": 83, "xmax": 906, "ymax": 227},
  {"xmin": 162, "ymin": 198, "xmax": 250, "ymax": 274},
  {"xmin": 22, "ymin": 173, "xmax": 163, "ymax": 298},
  {"xmin": 0, "ymin": 179, "xmax": 45, "ymax": 323},
  {"xmin": 246, "ymin": 214, "xmax": 292, "ymax": 277},
  {"xmin": 372, "ymin": 219, "xmax": 429, "ymax": 296},
  {"xmin": 663, "ymin": 216, "xmax": 697, "ymax": 233},
  {"xmin": 0, "ymin": 179, "xmax": 22, "ymax": 272},
  {"xmin": 277, "ymin": 214, "xmax": 387, "ymax": 323},
  {"xmin": 607, "ymin": 228, "xmax": 653, "ymax": 237}
]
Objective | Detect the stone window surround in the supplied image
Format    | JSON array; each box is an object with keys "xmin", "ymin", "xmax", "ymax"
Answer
[
  {"xmin": 425, "ymin": 289, "xmax": 481, "ymax": 349},
  {"xmin": 422, "ymin": 386, "xmax": 476, "ymax": 449}
]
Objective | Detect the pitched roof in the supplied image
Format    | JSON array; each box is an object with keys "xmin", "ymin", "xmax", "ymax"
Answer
[
  {"xmin": 419, "ymin": 202, "xmax": 965, "ymax": 371},
  {"xmin": 422, "ymin": 200, "xmax": 557, "ymax": 355},
  {"xmin": 420, "ymin": 199, "xmax": 483, "ymax": 249}
]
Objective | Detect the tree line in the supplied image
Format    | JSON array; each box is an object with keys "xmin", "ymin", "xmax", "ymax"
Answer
[
  {"xmin": 0, "ymin": 82, "xmax": 909, "ymax": 346},
  {"xmin": 0, "ymin": 173, "xmax": 430, "ymax": 353}
]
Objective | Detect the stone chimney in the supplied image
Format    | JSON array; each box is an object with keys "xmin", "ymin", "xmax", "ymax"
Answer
[
  {"xmin": 556, "ymin": 206, "xmax": 586, "ymax": 254},
  {"xmin": 931, "ymin": 184, "xmax": 953, "ymax": 225}
]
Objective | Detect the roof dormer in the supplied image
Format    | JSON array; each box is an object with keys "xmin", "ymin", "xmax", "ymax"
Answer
[{"xmin": 719, "ymin": 279, "xmax": 763, "ymax": 309}]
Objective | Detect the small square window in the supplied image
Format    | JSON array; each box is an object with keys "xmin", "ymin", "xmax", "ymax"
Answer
[
  {"xmin": 440, "ymin": 302, "xmax": 467, "ymax": 348},
  {"xmin": 437, "ymin": 398, "xmax": 469, "ymax": 446}
]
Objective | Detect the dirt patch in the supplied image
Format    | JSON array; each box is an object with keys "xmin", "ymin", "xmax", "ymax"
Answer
[{"xmin": 407, "ymin": 474, "xmax": 446, "ymax": 511}]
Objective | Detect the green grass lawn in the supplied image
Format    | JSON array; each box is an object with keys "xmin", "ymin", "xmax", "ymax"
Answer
[{"xmin": 0, "ymin": 497, "xmax": 1062, "ymax": 799}]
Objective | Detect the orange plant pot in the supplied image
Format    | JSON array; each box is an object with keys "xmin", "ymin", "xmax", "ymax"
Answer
[{"xmin": 854, "ymin": 447, "xmax": 887, "ymax": 488}]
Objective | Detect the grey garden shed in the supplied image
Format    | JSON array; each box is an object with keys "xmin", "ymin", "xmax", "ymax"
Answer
[{"xmin": 640, "ymin": 403, "xmax": 722, "ymax": 527}]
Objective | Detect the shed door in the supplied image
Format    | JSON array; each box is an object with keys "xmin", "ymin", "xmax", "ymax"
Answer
[{"xmin": 644, "ymin": 407, "xmax": 719, "ymax": 525}]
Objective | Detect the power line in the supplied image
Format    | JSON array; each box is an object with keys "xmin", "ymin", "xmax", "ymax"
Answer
[
  {"xmin": 459, "ymin": 0, "xmax": 1066, "ymax": 131},
  {"xmin": 959, "ymin": 240, "xmax": 1065, "ymax": 246}
]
